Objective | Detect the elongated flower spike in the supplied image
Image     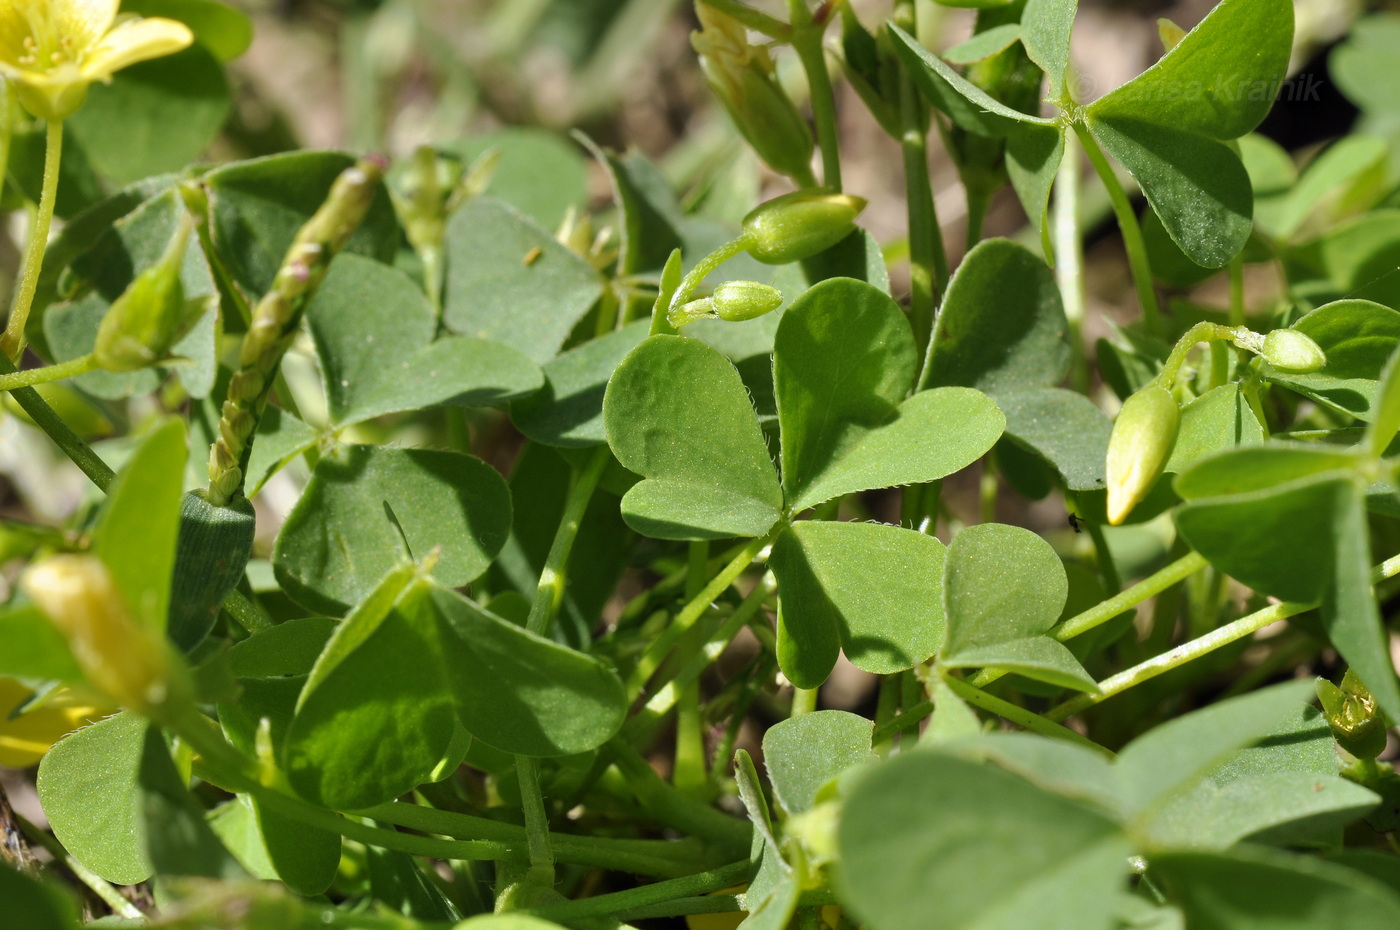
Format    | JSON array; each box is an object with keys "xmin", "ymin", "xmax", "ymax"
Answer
[{"xmin": 0, "ymin": 0, "xmax": 194, "ymax": 121}]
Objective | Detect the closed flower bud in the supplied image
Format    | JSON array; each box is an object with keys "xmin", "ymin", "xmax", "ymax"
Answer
[
  {"xmin": 1317, "ymin": 670, "xmax": 1387, "ymax": 760},
  {"xmin": 22, "ymin": 555, "xmax": 186, "ymax": 714},
  {"xmin": 1105, "ymin": 385, "xmax": 1180, "ymax": 525},
  {"xmin": 1261, "ymin": 329, "xmax": 1327, "ymax": 373},
  {"xmin": 692, "ymin": 4, "xmax": 815, "ymax": 183},
  {"xmin": 742, "ymin": 191, "xmax": 868, "ymax": 265},
  {"xmin": 713, "ymin": 280, "xmax": 784, "ymax": 321},
  {"xmin": 94, "ymin": 215, "xmax": 209, "ymax": 373}
]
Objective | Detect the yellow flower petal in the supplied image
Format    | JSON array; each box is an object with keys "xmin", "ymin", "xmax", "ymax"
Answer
[
  {"xmin": 53, "ymin": 0, "xmax": 119, "ymax": 52},
  {"xmin": 0, "ymin": 677, "xmax": 106, "ymax": 768},
  {"xmin": 82, "ymin": 15, "xmax": 192, "ymax": 81}
]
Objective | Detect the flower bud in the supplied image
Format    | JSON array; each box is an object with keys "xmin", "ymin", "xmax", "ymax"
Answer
[
  {"xmin": 21, "ymin": 555, "xmax": 186, "ymax": 714},
  {"xmin": 742, "ymin": 191, "xmax": 868, "ymax": 265},
  {"xmin": 692, "ymin": 4, "xmax": 815, "ymax": 183},
  {"xmin": 1317, "ymin": 670, "xmax": 1388, "ymax": 760},
  {"xmin": 94, "ymin": 215, "xmax": 209, "ymax": 372},
  {"xmin": 1105, "ymin": 385, "xmax": 1180, "ymax": 525},
  {"xmin": 713, "ymin": 280, "xmax": 784, "ymax": 321},
  {"xmin": 1261, "ymin": 329, "xmax": 1327, "ymax": 373}
]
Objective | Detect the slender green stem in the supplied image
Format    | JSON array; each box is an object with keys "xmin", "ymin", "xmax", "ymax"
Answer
[
  {"xmin": 522, "ymin": 860, "xmax": 750, "ymax": 922},
  {"xmin": 0, "ymin": 352, "xmax": 115, "ymax": 490},
  {"xmin": 791, "ymin": 687, "xmax": 818, "ymax": 715},
  {"xmin": 0, "ymin": 353, "xmax": 98, "ymax": 391},
  {"xmin": 15, "ymin": 811, "xmax": 143, "ymax": 919},
  {"xmin": 871, "ymin": 699, "xmax": 932, "ymax": 743},
  {"xmin": 526, "ymin": 445, "xmax": 610, "ymax": 637},
  {"xmin": 970, "ymin": 551, "xmax": 1208, "ymax": 689},
  {"xmin": 607, "ymin": 738, "xmax": 751, "ymax": 852},
  {"xmin": 789, "ymin": 1, "xmax": 841, "ymax": 191},
  {"xmin": 674, "ymin": 539, "xmax": 712, "ymax": 794},
  {"xmin": 942, "ymin": 675, "xmax": 1113, "ymax": 757},
  {"xmin": 642, "ymin": 574, "xmax": 775, "ymax": 719},
  {"xmin": 514, "ymin": 755, "xmax": 555, "ymax": 884},
  {"xmin": 699, "ymin": 0, "xmax": 791, "ymax": 40},
  {"xmin": 1072, "ymin": 121, "xmax": 1160, "ymax": 333},
  {"xmin": 667, "ymin": 236, "xmax": 751, "ymax": 323},
  {"xmin": 1083, "ymin": 519, "xmax": 1121, "ymax": 595},
  {"xmin": 1, "ymin": 119, "xmax": 62, "ymax": 361},
  {"xmin": 898, "ymin": 6, "xmax": 947, "ymax": 375},
  {"xmin": 1157, "ymin": 321, "xmax": 1238, "ymax": 389},
  {"xmin": 359, "ymin": 802, "xmax": 722, "ymax": 878},
  {"xmin": 1047, "ymin": 600, "xmax": 1302, "ymax": 721},
  {"xmin": 628, "ymin": 528, "xmax": 778, "ymax": 697},
  {"xmin": 1228, "ymin": 256, "xmax": 1245, "ymax": 327},
  {"xmin": 1054, "ymin": 127, "xmax": 1089, "ymax": 393}
]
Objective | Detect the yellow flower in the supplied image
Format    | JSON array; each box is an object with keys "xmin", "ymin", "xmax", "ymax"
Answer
[
  {"xmin": 0, "ymin": 676, "xmax": 107, "ymax": 768},
  {"xmin": 0, "ymin": 0, "xmax": 194, "ymax": 121}
]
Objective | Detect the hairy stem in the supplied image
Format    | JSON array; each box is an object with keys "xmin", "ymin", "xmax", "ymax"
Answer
[
  {"xmin": 0, "ymin": 354, "xmax": 98, "ymax": 392},
  {"xmin": 1, "ymin": 120, "xmax": 62, "ymax": 361}
]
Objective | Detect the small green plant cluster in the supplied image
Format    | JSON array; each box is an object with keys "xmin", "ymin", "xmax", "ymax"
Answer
[{"xmin": 7, "ymin": 0, "xmax": 1400, "ymax": 928}]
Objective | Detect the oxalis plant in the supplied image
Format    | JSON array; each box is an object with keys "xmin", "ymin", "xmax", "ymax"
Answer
[{"xmin": 6, "ymin": 0, "xmax": 1400, "ymax": 926}]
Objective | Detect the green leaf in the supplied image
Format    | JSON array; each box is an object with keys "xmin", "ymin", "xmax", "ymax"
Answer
[
  {"xmin": 888, "ymin": 25, "xmax": 1055, "ymax": 137},
  {"xmin": 45, "ymin": 188, "xmax": 219, "ymax": 399},
  {"xmin": 775, "ymin": 278, "xmax": 916, "ymax": 502},
  {"xmin": 36, "ymin": 712, "xmax": 180, "ymax": 885},
  {"xmin": 93, "ymin": 418, "xmax": 187, "ymax": 634},
  {"xmin": 1020, "ymin": 0, "xmax": 1077, "ymax": 100},
  {"xmin": 762, "ymin": 710, "xmax": 874, "ymax": 816},
  {"xmin": 996, "ymin": 388, "xmax": 1114, "ymax": 491},
  {"xmin": 454, "ymin": 917, "xmax": 570, "ymax": 930},
  {"xmin": 206, "ymin": 151, "xmax": 399, "ymax": 298},
  {"xmin": 285, "ymin": 569, "xmax": 458, "ymax": 809},
  {"xmin": 511, "ymin": 320, "xmax": 650, "ymax": 448},
  {"xmin": 1085, "ymin": 116, "xmax": 1252, "ymax": 268},
  {"xmin": 1114, "ymin": 679, "xmax": 1315, "ymax": 820},
  {"xmin": 446, "ymin": 129, "xmax": 587, "ymax": 231},
  {"xmin": 125, "ymin": 0, "xmax": 253, "ymax": 61},
  {"xmin": 1007, "ymin": 124, "xmax": 1066, "ymax": 237},
  {"xmin": 1144, "ymin": 772, "xmax": 1378, "ymax": 850},
  {"xmin": 943, "ymin": 24, "xmax": 1022, "ymax": 65},
  {"xmin": 1165, "ymin": 383, "xmax": 1266, "ymax": 474},
  {"xmin": 1261, "ymin": 300, "xmax": 1400, "ymax": 421},
  {"xmin": 837, "ymin": 753, "xmax": 1128, "ymax": 930},
  {"xmin": 1174, "ymin": 446, "xmax": 1358, "ymax": 602},
  {"xmin": 788, "ymin": 388, "xmax": 1005, "ymax": 512},
  {"xmin": 244, "ymin": 405, "xmax": 318, "ymax": 496},
  {"xmin": 66, "ymin": 45, "xmax": 231, "ymax": 186},
  {"xmin": 925, "ymin": 239, "xmax": 1070, "ymax": 394},
  {"xmin": 1271, "ymin": 135, "xmax": 1389, "ymax": 242},
  {"xmin": 941, "ymin": 523, "xmax": 1095, "ymax": 691},
  {"xmin": 0, "ymin": 864, "xmax": 80, "ymax": 930},
  {"xmin": 272, "ymin": 444, "xmax": 512, "ymax": 615},
  {"xmin": 308, "ymin": 255, "xmax": 542, "ymax": 427},
  {"xmin": 431, "ymin": 584, "xmax": 627, "ymax": 757},
  {"xmin": 954, "ymin": 732, "xmax": 1120, "ymax": 814},
  {"xmin": 1284, "ymin": 213, "xmax": 1400, "ymax": 312},
  {"xmin": 1086, "ymin": 0, "xmax": 1293, "ymax": 140},
  {"xmin": 1369, "ymin": 347, "xmax": 1400, "ymax": 458},
  {"xmin": 208, "ymin": 796, "xmax": 340, "ymax": 896},
  {"xmin": 603, "ymin": 335, "xmax": 783, "ymax": 540},
  {"xmin": 442, "ymin": 196, "xmax": 604, "ymax": 364},
  {"xmin": 735, "ymin": 748, "xmax": 801, "ymax": 930},
  {"xmin": 1154, "ymin": 847, "xmax": 1400, "ymax": 929},
  {"xmin": 769, "ymin": 521, "xmax": 945, "ymax": 689},
  {"xmin": 228, "ymin": 617, "xmax": 338, "ymax": 679}
]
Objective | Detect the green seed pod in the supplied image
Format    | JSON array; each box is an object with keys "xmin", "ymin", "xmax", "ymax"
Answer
[
  {"xmin": 1105, "ymin": 385, "xmax": 1180, "ymax": 526},
  {"xmin": 93, "ymin": 214, "xmax": 210, "ymax": 372},
  {"xmin": 713, "ymin": 280, "xmax": 783, "ymax": 321},
  {"xmin": 1261, "ymin": 329, "xmax": 1327, "ymax": 373},
  {"xmin": 742, "ymin": 191, "xmax": 868, "ymax": 265},
  {"xmin": 1317, "ymin": 670, "xmax": 1388, "ymax": 760},
  {"xmin": 692, "ymin": 4, "xmax": 815, "ymax": 184},
  {"xmin": 167, "ymin": 490, "xmax": 257, "ymax": 652}
]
